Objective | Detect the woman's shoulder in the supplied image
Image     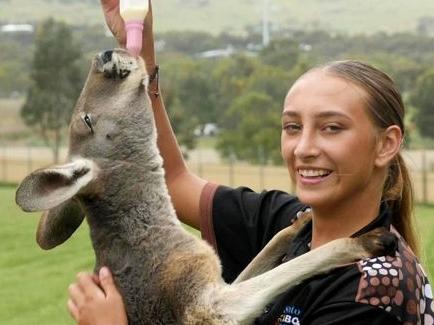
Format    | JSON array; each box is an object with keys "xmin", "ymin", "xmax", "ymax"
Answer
[
  {"xmin": 355, "ymin": 230, "xmax": 433, "ymax": 324},
  {"xmin": 213, "ymin": 185, "xmax": 306, "ymax": 213}
]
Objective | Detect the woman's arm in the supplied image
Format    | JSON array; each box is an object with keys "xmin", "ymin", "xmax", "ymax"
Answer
[{"xmin": 148, "ymin": 88, "xmax": 207, "ymax": 229}]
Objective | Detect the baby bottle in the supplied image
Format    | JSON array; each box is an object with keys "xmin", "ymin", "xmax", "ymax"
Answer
[{"xmin": 120, "ymin": 0, "xmax": 149, "ymax": 56}]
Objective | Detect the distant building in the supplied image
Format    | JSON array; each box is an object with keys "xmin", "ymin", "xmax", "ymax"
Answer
[
  {"xmin": 176, "ymin": 0, "xmax": 209, "ymax": 7},
  {"xmin": 1, "ymin": 24, "xmax": 34, "ymax": 33},
  {"xmin": 196, "ymin": 46, "xmax": 235, "ymax": 59},
  {"xmin": 299, "ymin": 43, "xmax": 312, "ymax": 51},
  {"xmin": 194, "ymin": 123, "xmax": 220, "ymax": 137},
  {"xmin": 418, "ymin": 16, "xmax": 434, "ymax": 36},
  {"xmin": 196, "ymin": 45, "xmax": 257, "ymax": 59}
]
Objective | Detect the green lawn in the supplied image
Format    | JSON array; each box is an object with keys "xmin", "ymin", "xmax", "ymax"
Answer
[
  {"xmin": 0, "ymin": 186, "xmax": 94, "ymax": 325},
  {"xmin": 414, "ymin": 205, "xmax": 434, "ymax": 281},
  {"xmin": 1, "ymin": 186, "xmax": 433, "ymax": 324}
]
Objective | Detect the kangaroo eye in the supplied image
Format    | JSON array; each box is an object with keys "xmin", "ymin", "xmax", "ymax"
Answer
[{"xmin": 82, "ymin": 114, "xmax": 94, "ymax": 134}]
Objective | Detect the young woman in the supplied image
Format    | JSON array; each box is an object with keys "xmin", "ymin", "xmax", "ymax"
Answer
[{"xmin": 67, "ymin": 1, "xmax": 434, "ymax": 324}]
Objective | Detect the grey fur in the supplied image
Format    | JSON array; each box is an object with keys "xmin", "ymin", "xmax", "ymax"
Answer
[{"xmin": 16, "ymin": 49, "xmax": 397, "ymax": 325}]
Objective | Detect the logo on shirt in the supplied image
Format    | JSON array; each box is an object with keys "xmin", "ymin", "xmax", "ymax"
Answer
[{"xmin": 277, "ymin": 305, "xmax": 303, "ymax": 325}]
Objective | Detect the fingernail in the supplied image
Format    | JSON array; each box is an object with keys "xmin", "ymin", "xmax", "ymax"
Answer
[{"xmin": 100, "ymin": 267, "xmax": 109, "ymax": 279}]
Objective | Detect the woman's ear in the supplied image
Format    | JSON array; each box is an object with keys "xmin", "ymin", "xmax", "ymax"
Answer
[{"xmin": 375, "ymin": 125, "xmax": 403, "ymax": 168}]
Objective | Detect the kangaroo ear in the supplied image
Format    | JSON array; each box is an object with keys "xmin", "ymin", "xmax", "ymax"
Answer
[
  {"xmin": 16, "ymin": 158, "xmax": 98, "ymax": 212},
  {"xmin": 36, "ymin": 198, "xmax": 85, "ymax": 250}
]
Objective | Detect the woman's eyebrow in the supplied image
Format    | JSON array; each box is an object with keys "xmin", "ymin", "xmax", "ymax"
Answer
[
  {"xmin": 314, "ymin": 110, "xmax": 352, "ymax": 120},
  {"xmin": 282, "ymin": 110, "xmax": 351, "ymax": 120},
  {"xmin": 282, "ymin": 110, "xmax": 299, "ymax": 118}
]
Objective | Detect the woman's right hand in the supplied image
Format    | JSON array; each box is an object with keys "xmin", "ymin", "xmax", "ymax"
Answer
[
  {"xmin": 100, "ymin": 0, "xmax": 126, "ymax": 47},
  {"xmin": 67, "ymin": 267, "xmax": 128, "ymax": 325},
  {"xmin": 100, "ymin": 0, "xmax": 156, "ymax": 70}
]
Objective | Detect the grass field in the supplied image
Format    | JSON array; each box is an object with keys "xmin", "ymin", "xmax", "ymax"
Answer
[
  {"xmin": 2, "ymin": 0, "xmax": 434, "ymax": 35},
  {"xmin": 0, "ymin": 185, "xmax": 433, "ymax": 324},
  {"xmin": 0, "ymin": 185, "xmax": 93, "ymax": 324}
]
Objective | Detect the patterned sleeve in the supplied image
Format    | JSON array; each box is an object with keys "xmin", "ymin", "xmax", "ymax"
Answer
[
  {"xmin": 271, "ymin": 232, "xmax": 433, "ymax": 325},
  {"xmin": 354, "ymin": 231, "xmax": 434, "ymax": 325},
  {"xmin": 303, "ymin": 246, "xmax": 433, "ymax": 325}
]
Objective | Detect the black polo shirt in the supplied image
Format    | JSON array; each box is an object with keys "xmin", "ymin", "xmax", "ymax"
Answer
[{"xmin": 200, "ymin": 184, "xmax": 434, "ymax": 325}]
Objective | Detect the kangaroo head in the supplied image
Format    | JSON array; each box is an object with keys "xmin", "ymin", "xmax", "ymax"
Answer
[
  {"xmin": 69, "ymin": 49, "xmax": 155, "ymax": 162},
  {"xmin": 16, "ymin": 49, "xmax": 157, "ymax": 249}
]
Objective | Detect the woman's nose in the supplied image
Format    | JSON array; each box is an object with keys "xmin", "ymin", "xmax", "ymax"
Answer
[{"xmin": 293, "ymin": 131, "xmax": 320, "ymax": 160}]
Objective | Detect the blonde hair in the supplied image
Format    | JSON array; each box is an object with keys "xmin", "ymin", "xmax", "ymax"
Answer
[{"xmin": 320, "ymin": 60, "xmax": 419, "ymax": 256}]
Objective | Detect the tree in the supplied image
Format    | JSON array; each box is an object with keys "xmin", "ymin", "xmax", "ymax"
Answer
[
  {"xmin": 21, "ymin": 18, "xmax": 84, "ymax": 162},
  {"xmin": 410, "ymin": 68, "xmax": 434, "ymax": 139},
  {"xmin": 160, "ymin": 56, "xmax": 217, "ymax": 152},
  {"xmin": 212, "ymin": 55, "xmax": 260, "ymax": 112},
  {"xmin": 213, "ymin": 55, "xmax": 314, "ymax": 165},
  {"xmin": 0, "ymin": 37, "xmax": 31, "ymax": 96},
  {"xmin": 244, "ymin": 63, "xmax": 294, "ymax": 102},
  {"xmin": 168, "ymin": 97, "xmax": 200, "ymax": 155},
  {"xmin": 216, "ymin": 92, "xmax": 282, "ymax": 165},
  {"xmin": 162, "ymin": 56, "xmax": 218, "ymax": 124},
  {"xmin": 259, "ymin": 39, "xmax": 300, "ymax": 71}
]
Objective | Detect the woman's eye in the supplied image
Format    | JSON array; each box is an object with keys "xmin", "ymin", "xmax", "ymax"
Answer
[
  {"xmin": 283, "ymin": 123, "xmax": 301, "ymax": 134},
  {"xmin": 323, "ymin": 124, "xmax": 342, "ymax": 133}
]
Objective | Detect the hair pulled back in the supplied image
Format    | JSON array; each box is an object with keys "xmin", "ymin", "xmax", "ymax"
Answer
[{"xmin": 320, "ymin": 60, "xmax": 419, "ymax": 256}]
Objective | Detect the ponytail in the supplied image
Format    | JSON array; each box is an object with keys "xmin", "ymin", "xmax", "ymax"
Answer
[{"xmin": 383, "ymin": 153, "xmax": 420, "ymax": 257}]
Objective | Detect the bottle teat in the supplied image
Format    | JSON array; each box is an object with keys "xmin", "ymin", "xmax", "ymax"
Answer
[{"xmin": 125, "ymin": 20, "xmax": 144, "ymax": 56}]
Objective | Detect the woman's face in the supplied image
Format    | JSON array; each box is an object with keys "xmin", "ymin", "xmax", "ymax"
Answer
[{"xmin": 281, "ymin": 70, "xmax": 384, "ymax": 209}]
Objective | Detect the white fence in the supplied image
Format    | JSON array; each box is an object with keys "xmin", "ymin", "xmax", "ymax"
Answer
[{"xmin": 1, "ymin": 146, "xmax": 434, "ymax": 203}]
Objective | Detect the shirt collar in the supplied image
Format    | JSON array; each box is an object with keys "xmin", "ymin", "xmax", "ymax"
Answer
[
  {"xmin": 351, "ymin": 202, "xmax": 392, "ymax": 238},
  {"xmin": 288, "ymin": 202, "xmax": 392, "ymax": 257}
]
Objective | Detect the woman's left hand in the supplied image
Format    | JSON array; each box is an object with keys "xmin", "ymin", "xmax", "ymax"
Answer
[
  {"xmin": 67, "ymin": 267, "xmax": 128, "ymax": 325},
  {"xmin": 100, "ymin": 0, "xmax": 156, "ymax": 71}
]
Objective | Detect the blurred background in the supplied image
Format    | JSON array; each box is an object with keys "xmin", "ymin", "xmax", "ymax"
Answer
[{"xmin": 1, "ymin": 0, "xmax": 434, "ymax": 323}]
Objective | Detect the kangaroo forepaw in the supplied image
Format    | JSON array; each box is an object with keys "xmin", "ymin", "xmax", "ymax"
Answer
[
  {"xmin": 290, "ymin": 209, "xmax": 312, "ymax": 232},
  {"xmin": 358, "ymin": 227, "xmax": 398, "ymax": 258},
  {"xmin": 96, "ymin": 49, "xmax": 137, "ymax": 79}
]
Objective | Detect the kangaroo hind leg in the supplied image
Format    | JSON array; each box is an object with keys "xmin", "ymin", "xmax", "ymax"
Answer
[
  {"xmin": 216, "ymin": 227, "xmax": 397, "ymax": 325},
  {"xmin": 234, "ymin": 210, "xmax": 311, "ymax": 283}
]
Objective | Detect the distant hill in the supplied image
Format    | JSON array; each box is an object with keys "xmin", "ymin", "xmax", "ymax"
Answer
[{"xmin": 1, "ymin": 0, "xmax": 434, "ymax": 35}]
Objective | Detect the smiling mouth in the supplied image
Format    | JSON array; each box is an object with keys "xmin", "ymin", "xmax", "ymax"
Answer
[{"xmin": 297, "ymin": 169, "xmax": 332, "ymax": 179}]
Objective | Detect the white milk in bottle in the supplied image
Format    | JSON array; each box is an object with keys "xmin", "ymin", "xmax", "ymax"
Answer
[{"xmin": 120, "ymin": 0, "xmax": 149, "ymax": 56}]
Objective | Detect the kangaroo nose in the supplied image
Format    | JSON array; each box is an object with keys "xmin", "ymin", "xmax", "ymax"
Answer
[
  {"xmin": 101, "ymin": 50, "xmax": 113, "ymax": 64},
  {"xmin": 95, "ymin": 49, "xmax": 135, "ymax": 79}
]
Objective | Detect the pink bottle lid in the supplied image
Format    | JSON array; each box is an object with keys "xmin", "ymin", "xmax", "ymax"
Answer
[{"xmin": 125, "ymin": 20, "xmax": 144, "ymax": 56}]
